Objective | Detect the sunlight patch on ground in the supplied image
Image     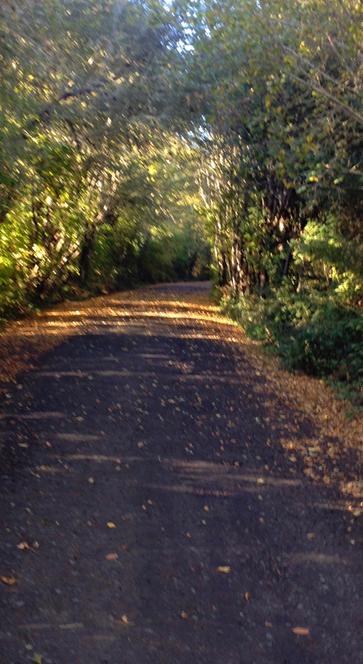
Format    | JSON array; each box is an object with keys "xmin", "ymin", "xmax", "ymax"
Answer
[{"xmin": 0, "ymin": 282, "xmax": 361, "ymax": 506}]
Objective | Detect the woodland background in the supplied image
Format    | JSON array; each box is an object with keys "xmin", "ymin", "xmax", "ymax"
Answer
[{"xmin": 0, "ymin": 0, "xmax": 362, "ymax": 404}]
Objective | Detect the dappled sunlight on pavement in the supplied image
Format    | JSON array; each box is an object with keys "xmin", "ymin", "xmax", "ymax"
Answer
[
  {"xmin": 0, "ymin": 282, "xmax": 361, "ymax": 662},
  {"xmin": 1, "ymin": 282, "xmax": 360, "ymax": 504}
]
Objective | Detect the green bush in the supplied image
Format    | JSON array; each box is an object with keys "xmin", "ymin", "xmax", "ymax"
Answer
[{"xmin": 224, "ymin": 291, "xmax": 363, "ymax": 407}]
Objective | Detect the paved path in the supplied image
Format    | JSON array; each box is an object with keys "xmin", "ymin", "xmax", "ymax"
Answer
[{"xmin": 0, "ymin": 283, "xmax": 361, "ymax": 663}]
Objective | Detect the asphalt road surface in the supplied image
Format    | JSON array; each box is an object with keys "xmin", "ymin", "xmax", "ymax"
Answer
[{"xmin": 0, "ymin": 283, "xmax": 361, "ymax": 663}]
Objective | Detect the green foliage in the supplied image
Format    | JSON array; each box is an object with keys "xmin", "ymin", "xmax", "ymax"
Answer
[
  {"xmin": 225, "ymin": 290, "xmax": 363, "ymax": 407},
  {"xmin": 182, "ymin": 0, "xmax": 362, "ymax": 402},
  {"xmin": 0, "ymin": 0, "xmax": 210, "ymax": 318},
  {"xmin": 0, "ymin": 0, "xmax": 361, "ymax": 404},
  {"xmin": 184, "ymin": 0, "xmax": 362, "ymax": 294},
  {"xmin": 295, "ymin": 218, "xmax": 363, "ymax": 303}
]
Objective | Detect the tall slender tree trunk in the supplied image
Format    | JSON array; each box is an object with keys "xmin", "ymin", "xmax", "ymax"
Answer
[{"xmin": 79, "ymin": 229, "xmax": 95, "ymax": 285}]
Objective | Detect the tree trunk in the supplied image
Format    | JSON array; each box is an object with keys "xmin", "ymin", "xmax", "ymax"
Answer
[{"xmin": 79, "ymin": 229, "xmax": 95, "ymax": 285}]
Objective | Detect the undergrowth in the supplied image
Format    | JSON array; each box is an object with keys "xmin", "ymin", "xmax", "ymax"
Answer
[{"xmin": 223, "ymin": 290, "xmax": 363, "ymax": 411}]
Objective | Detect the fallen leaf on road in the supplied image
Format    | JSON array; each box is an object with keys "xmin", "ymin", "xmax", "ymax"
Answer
[
  {"xmin": 17, "ymin": 540, "xmax": 39, "ymax": 551},
  {"xmin": 244, "ymin": 591, "xmax": 251, "ymax": 601},
  {"xmin": 107, "ymin": 521, "xmax": 117, "ymax": 528},
  {"xmin": 0, "ymin": 575, "xmax": 17, "ymax": 586},
  {"xmin": 180, "ymin": 611, "xmax": 188, "ymax": 619},
  {"xmin": 105, "ymin": 552, "xmax": 118, "ymax": 561},
  {"xmin": 292, "ymin": 626, "xmax": 310, "ymax": 636},
  {"xmin": 33, "ymin": 655, "xmax": 43, "ymax": 664},
  {"xmin": 216, "ymin": 566, "xmax": 231, "ymax": 574}
]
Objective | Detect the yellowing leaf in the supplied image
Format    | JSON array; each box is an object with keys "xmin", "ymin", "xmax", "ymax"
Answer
[
  {"xmin": 107, "ymin": 521, "xmax": 117, "ymax": 529},
  {"xmin": 105, "ymin": 552, "xmax": 118, "ymax": 561},
  {"xmin": 0, "ymin": 575, "xmax": 17, "ymax": 586},
  {"xmin": 216, "ymin": 565, "xmax": 231, "ymax": 574},
  {"xmin": 292, "ymin": 626, "xmax": 310, "ymax": 636}
]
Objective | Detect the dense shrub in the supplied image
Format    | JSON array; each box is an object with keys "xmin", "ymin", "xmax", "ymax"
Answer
[{"xmin": 224, "ymin": 291, "xmax": 363, "ymax": 407}]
